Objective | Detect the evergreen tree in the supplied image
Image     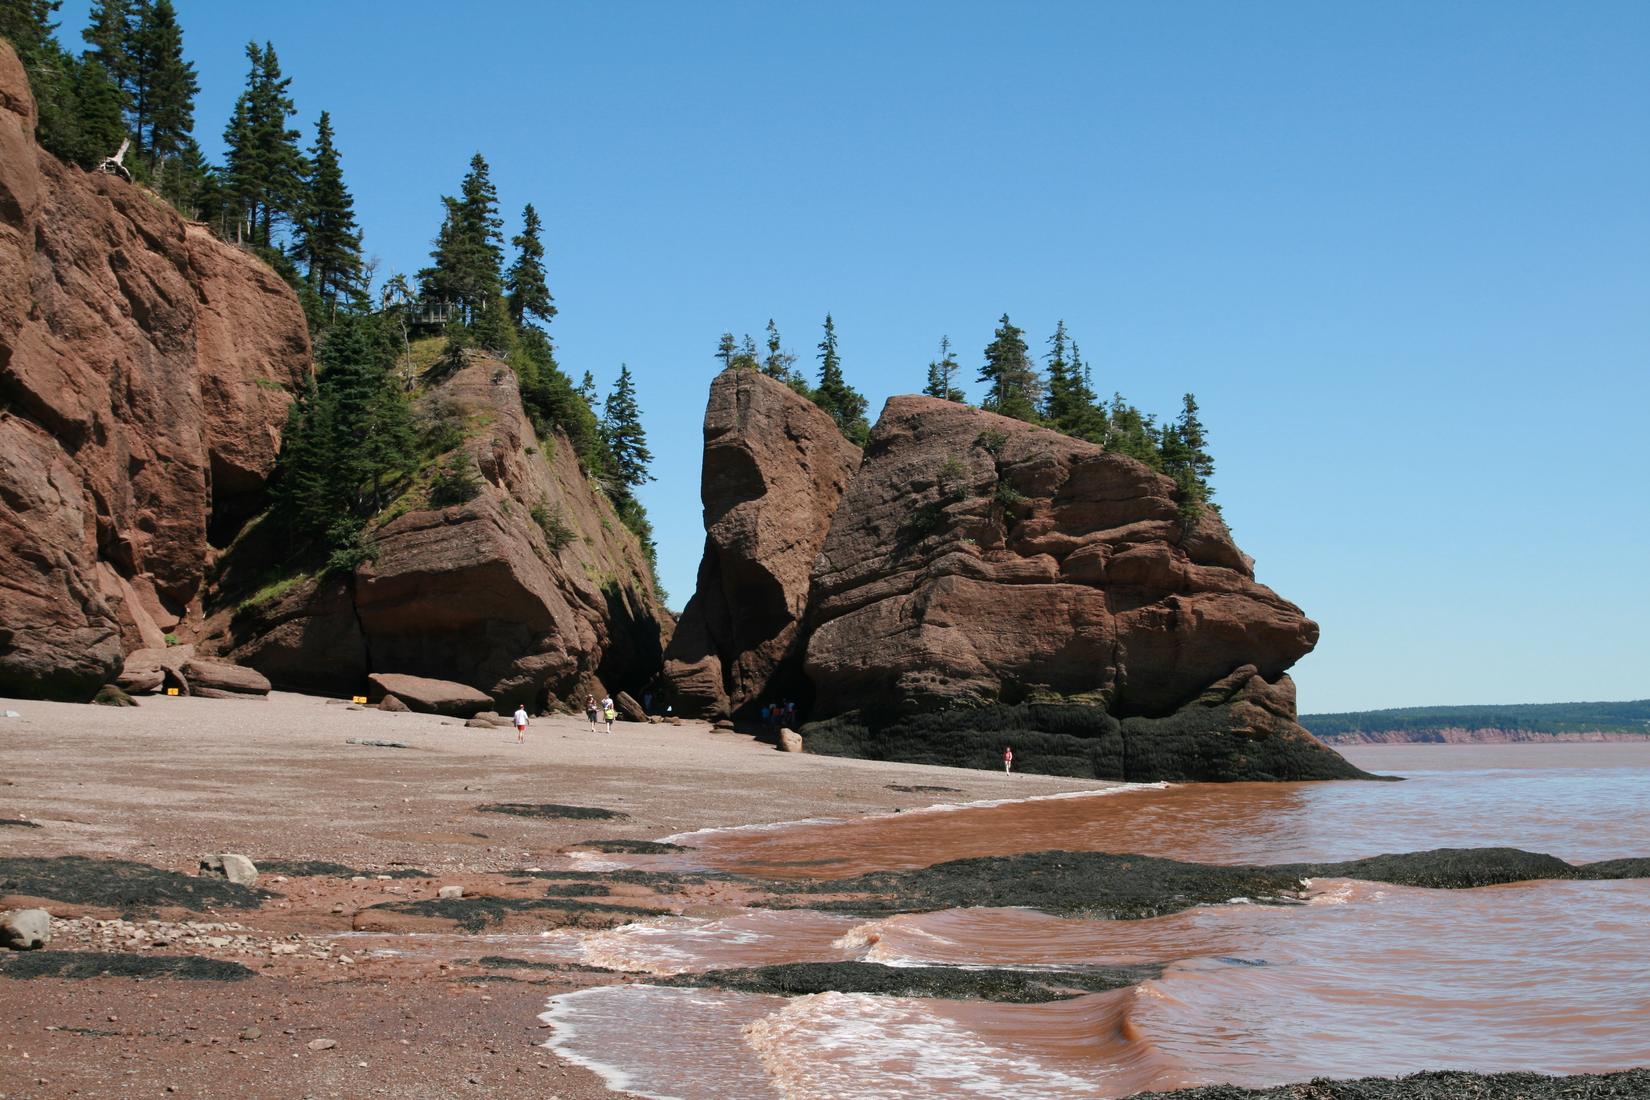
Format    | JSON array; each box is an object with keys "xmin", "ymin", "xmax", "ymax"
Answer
[
  {"xmin": 1042, "ymin": 322, "xmax": 1106, "ymax": 440},
  {"xmin": 1106, "ymin": 393, "xmax": 1161, "ymax": 468},
  {"xmin": 137, "ymin": 0, "xmax": 196, "ymax": 174},
  {"xmin": 293, "ymin": 110, "xmax": 364, "ymax": 315},
  {"xmin": 222, "ymin": 41, "xmax": 305, "ymax": 247},
  {"xmin": 733, "ymin": 333, "xmax": 760, "ymax": 371},
  {"xmin": 505, "ymin": 203, "xmax": 555, "ymax": 328},
  {"xmin": 762, "ymin": 319, "xmax": 798, "ymax": 382},
  {"xmin": 420, "ymin": 154, "xmax": 504, "ymax": 324},
  {"xmin": 270, "ymin": 312, "xmax": 416, "ymax": 561},
  {"xmin": 576, "ymin": 370, "xmax": 598, "ymax": 405},
  {"xmin": 1159, "ymin": 392, "xmax": 1215, "ymax": 518},
  {"xmin": 80, "ymin": 0, "xmax": 133, "ymax": 104},
  {"xmin": 602, "ymin": 364, "xmax": 654, "ymax": 493},
  {"xmin": 978, "ymin": 314, "xmax": 1042, "ymax": 422},
  {"xmin": 6, "ymin": 0, "xmax": 124, "ymax": 167},
  {"xmin": 922, "ymin": 336, "xmax": 965, "ymax": 401},
  {"xmin": 810, "ymin": 313, "xmax": 870, "ymax": 444},
  {"xmin": 715, "ymin": 331, "xmax": 737, "ymax": 370}
]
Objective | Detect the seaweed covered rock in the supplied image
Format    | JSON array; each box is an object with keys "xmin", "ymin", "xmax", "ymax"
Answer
[
  {"xmin": 0, "ymin": 40, "xmax": 310, "ymax": 700},
  {"xmin": 661, "ymin": 369, "xmax": 861, "ymax": 718}
]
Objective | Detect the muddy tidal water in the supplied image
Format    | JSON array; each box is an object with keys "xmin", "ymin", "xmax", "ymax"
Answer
[{"xmin": 541, "ymin": 743, "xmax": 1650, "ymax": 1098}]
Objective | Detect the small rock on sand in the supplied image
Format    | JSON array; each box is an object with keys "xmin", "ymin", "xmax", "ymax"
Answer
[
  {"xmin": 0, "ymin": 908, "xmax": 52, "ymax": 950},
  {"xmin": 437, "ymin": 885, "xmax": 464, "ymax": 899},
  {"xmin": 779, "ymin": 728, "xmax": 804, "ymax": 753},
  {"xmin": 307, "ymin": 1038, "xmax": 337, "ymax": 1051},
  {"xmin": 199, "ymin": 853, "xmax": 259, "ymax": 887}
]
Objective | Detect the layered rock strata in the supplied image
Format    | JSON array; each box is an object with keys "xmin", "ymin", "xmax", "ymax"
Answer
[
  {"xmin": 660, "ymin": 370, "xmax": 860, "ymax": 718},
  {"xmin": 0, "ymin": 41, "xmax": 309, "ymax": 700},
  {"xmin": 216, "ymin": 355, "xmax": 670, "ymax": 708},
  {"xmin": 667, "ymin": 380, "xmax": 1356, "ymax": 780}
]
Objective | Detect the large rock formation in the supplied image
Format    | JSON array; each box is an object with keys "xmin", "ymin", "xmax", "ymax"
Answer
[
  {"xmin": 214, "ymin": 355, "xmax": 670, "ymax": 708},
  {"xmin": 0, "ymin": 40, "xmax": 310, "ymax": 700},
  {"xmin": 660, "ymin": 370, "xmax": 860, "ymax": 718},
  {"xmin": 805, "ymin": 397, "xmax": 1315, "ymax": 717},
  {"xmin": 668, "ymin": 379, "xmax": 1361, "ymax": 780}
]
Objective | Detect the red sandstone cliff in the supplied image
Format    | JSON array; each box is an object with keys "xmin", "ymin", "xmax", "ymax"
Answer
[
  {"xmin": 804, "ymin": 396, "xmax": 1317, "ymax": 720},
  {"xmin": 664, "ymin": 380, "xmax": 1348, "ymax": 779},
  {"xmin": 0, "ymin": 40, "xmax": 309, "ymax": 699},
  {"xmin": 660, "ymin": 370, "xmax": 861, "ymax": 718},
  {"xmin": 212, "ymin": 354, "xmax": 670, "ymax": 708}
]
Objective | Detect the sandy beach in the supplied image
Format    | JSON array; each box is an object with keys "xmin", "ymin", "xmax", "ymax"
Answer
[{"xmin": 0, "ymin": 692, "xmax": 1117, "ymax": 1099}]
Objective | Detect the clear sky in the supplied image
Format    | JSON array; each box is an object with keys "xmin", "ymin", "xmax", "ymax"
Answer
[{"xmin": 53, "ymin": 1, "xmax": 1650, "ymax": 713}]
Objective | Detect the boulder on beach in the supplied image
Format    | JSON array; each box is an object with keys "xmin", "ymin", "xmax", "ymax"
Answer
[
  {"xmin": 367, "ymin": 673, "xmax": 493, "ymax": 717},
  {"xmin": 183, "ymin": 659, "xmax": 271, "ymax": 699},
  {"xmin": 0, "ymin": 908, "xmax": 52, "ymax": 950},
  {"xmin": 615, "ymin": 691, "xmax": 647, "ymax": 723},
  {"xmin": 377, "ymin": 694, "xmax": 410, "ymax": 713},
  {"xmin": 779, "ymin": 728, "xmax": 804, "ymax": 753},
  {"xmin": 199, "ymin": 854, "xmax": 259, "ymax": 887}
]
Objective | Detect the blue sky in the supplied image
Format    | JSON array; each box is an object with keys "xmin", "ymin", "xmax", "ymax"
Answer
[{"xmin": 53, "ymin": 1, "xmax": 1649, "ymax": 712}]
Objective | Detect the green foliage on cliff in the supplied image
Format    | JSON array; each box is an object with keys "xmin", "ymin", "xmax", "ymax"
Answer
[{"xmin": 1302, "ymin": 699, "xmax": 1650, "ymax": 741}]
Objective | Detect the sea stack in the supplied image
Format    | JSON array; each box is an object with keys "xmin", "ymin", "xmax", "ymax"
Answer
[{"xmin": 665, "ymin": 374, "xmax": 1364, "ymax": 781}]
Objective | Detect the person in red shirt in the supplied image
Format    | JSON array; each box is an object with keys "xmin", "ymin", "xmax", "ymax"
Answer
[{"xmin": 1003, "ymin": 746, "xmax": 1013, "ymax": 774}]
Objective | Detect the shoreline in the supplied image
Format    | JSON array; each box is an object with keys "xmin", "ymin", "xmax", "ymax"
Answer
[{"xmin": 3, "ymin": 692, "xmax": 1645, "ymax": 1099}]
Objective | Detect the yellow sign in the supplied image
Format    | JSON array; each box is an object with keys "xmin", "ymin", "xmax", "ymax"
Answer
[
  {"xmin": 352, "ymin": 695, "xmax": 368, "ymax": 704},
  {"xmin": 165, "ymin": 687, "xmax": 180, "ymax": 697}
]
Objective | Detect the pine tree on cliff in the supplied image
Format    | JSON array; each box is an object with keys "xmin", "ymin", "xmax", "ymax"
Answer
[
  {"xmin": 222, "ymin": 42, "xmax": 306, "ymax": 247},
  {"xmin": 137, "ymin": 0, "xmax": 197, "ymax": 174},
  {"xmin": 922, "ymin": 336, "xmax": 965, "ymax": 402},
  {"xmin": 734, "ymin": 333, "xmax": 761, "ymax": 371},
  {"xmin": 603, "ymin": 364, "xmax": 654, "ymax": 494},
  {"xmin": 293, "ymin": 111, "xmax": 364, "ymax": 316},
  {"xmin": 505, "ymin": 203, "xmax": 555, "ymax": 329},
  {"xmin": 979, "ymin": 314, "xmax": 1042, "ymax": 422},
  {"xmin": 715, "ymin": 332, "xmax": 737, "ymax": 370},
  {"xmin": 811, "ymin": 314, "xmax": 871, "ymax": 444},
  {"xmin": 4, "ymin": 0, "xmax": 124, "ymax": 167},
  {"xmin": 1107, "ymin": 393, "xmax": 1161, "ymax": 469},
  {"xmin": 762, "ymin": 319, "xmax": 797, "ymax": 382},
  {"xmin": 422, "ymin": 154, "xmax": 505, "ymax": 329},
  {"xmin": 1159, "ymin": 392, "xmax": 1215, "ymax": 518},
  {"xmin": 1043, "ymin": 324, "xmax": 1106, "ymax": 441},
  {"xmin": 81, "ymin": 0, "xmax": 133, "ymax": 106}
]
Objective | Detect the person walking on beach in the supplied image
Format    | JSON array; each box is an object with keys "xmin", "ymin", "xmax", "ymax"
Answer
[
  {"xmin": 585, "ymin": 695, "xmax": 600, "ymax": 733},
  {"xmin": 601, "ymin": 695, "xmax": 616, "ymax": 733},
  {"xmin": 1003, "ymin": 745, "xmax": 1013, "ymax": 774},
  {"xmin": 513, "ymin": 704, "xmax": 529, "ymax": 744}
]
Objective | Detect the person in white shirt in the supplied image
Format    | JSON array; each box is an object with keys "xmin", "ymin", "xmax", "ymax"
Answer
[
  {"xmin": 513, "ymin": 705, "xmax": 529, "ymax": 744},
  {"xmin": 600, "ymin": 696, "xmax": 615, "ymax": 734}
]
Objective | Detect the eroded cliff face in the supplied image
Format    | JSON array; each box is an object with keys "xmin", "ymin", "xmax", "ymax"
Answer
[
  {"xmin": 0, "ymin": 40, "xmax": 310, "ymax": 699},
  {"xmin": 667, "ymin": 382, "xmax": 1358, "ymax": 780},
  {"xmin": 659, "ymin": 370, "xmax": 861, "ymax": 718},
  {"xmin": 805, "ymin": 396, "xmax": 1317, "ymax": 718},
  {"xmin": 214, "ymin": 355, "xmax": 670, "ymax": 708}
]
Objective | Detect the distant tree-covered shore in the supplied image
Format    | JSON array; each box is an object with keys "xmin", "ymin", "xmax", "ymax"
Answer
[{"xmin": 1302, "ymin": 699, "xmax": 1650, "ymax": 740}]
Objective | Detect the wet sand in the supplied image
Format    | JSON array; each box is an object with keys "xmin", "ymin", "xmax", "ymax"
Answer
[{"xmin": 0, "ymin": 691, "xmax": 1119, "ymax": 1099}]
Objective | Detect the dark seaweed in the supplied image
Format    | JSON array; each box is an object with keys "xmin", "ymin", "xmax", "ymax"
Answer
[
  {"xmin": 763, "ymin": 847, "xmax": 1650, "ymax": 920},
  {"xmin": 573, "ymin": 839, "xmax": 689, "ymax": 854},
  {"xmin": 884, "ymin": 784, "xmax": 961, "ymax": 794},
  {"xmin": 256, "ymin": 859, "xmax": 428, "ymax": 879},
  {"xmin": 0, "ymin": 818, "xmax": 41, "ymax": 828},
  {"xmin": 1, "ymin": 951, "xmax": 254, "ymax": 981},
  {"xmin": 367, "ymin": 895, "xmax": 659, "ymax": 932},
  {"xmin": 1129, "ymin": 1067, "xmax": 1650, "ymax": 1099},
  {"xmin": 0, "ymin": 856, "xmax": 268, "ymax": 911},
  {"xmin": 663, "ymin": 960, "xmax": 1159, "ymax": 1003},
  {"xmin": 804, "ymin": 702, "xmax": 1374, "ymax": 782},
  {"xmin": 479, "ymin": 803, "xmax": 630, "ymax": 821}
]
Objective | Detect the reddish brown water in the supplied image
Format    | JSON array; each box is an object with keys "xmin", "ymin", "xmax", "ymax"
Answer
[{"xmin": 541, "ymin": 743, "xmax": 1650, "ymax": 1098}]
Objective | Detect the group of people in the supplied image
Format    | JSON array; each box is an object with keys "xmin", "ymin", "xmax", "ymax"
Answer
[
  {"xmin": 760, "ymin": 699, "xmax": 799, "ymax": 730},
  {"xmin": 501, "ymin": 694, "xmax": 616, "ymax": 744},
  {"xmin": 585, "ymin": 694, "xmax": 617, "ymax": 733}
]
